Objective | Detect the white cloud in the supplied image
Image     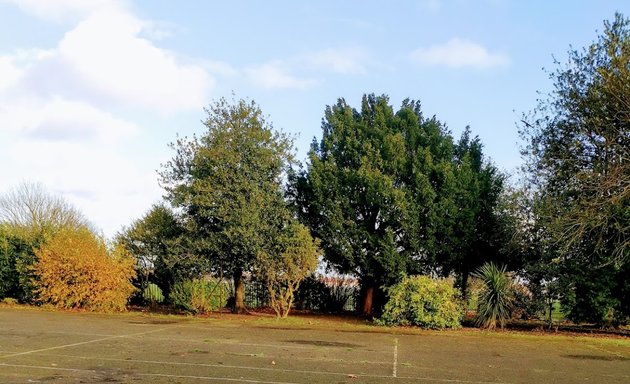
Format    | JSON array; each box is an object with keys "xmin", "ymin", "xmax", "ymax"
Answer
[
  {"xmin": 2, "ymin": 5, "xmax": 213, "ymax": 113},
  {"xmin": 306, "ymin": 48, "xmax": 367, "ymax": 75},
  {"xmin": 245, "ymin": 61, "xmax": 317, "ymax": 90},
  {"xmin": 0, "ymin": 98, "xmax": 139, "ymax": 144},
  {"xmin": 57, "ymin": 10, "xmax": 213, "ymax": 112},
  {"xmin": 0, "ymin": 0, "xmax": 125, "ymax": 22},
  {"xmin": 0, "ymin": 1, "xmax": 212, "ymax": 237},
  {"xmin": 0, "ymin": 56, "xmax": 22, "ymax": 91},
  {"xmin": 410, "ymin": 38, "xmax": 509, "ymax": 69}
]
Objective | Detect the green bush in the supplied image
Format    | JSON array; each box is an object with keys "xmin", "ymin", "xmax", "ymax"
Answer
[
  {"xmin": 473, "ymin": 262, "xmax": 513, "ymax": 329},
  {"xmin": 378, "ymin": 275, "xmax": 463, "ymax": 329},
  {"xmin": 0, "ymin": 226, "xmax": 41, "ymax": 302},
  {"xmin": 169, "ymin": 278, "xmax": 228, "ymax": 314},
  {"xmin": 142, "ymin": 283, "xmax": 164, "ymax": 306}
]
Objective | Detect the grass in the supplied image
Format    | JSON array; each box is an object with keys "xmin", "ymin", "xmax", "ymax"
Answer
[{"xmin": 0, "ymin": 305, "xmax": 628, "ymax": 383}]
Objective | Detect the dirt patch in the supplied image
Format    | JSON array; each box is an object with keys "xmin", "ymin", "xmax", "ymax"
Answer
[
  {"xmin": 286, "ymin": 339, "xmax": 361, "ymax": 348},
  {"xmin": 563, "ymin": 354, "xmax": 628, "ymax": 361},
  {"xmin": 127, "ymin": 320, "xmax": 178, "ymax": 325}
]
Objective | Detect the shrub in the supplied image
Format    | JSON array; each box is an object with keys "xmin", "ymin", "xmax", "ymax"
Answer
[
  {"xmin": 378, "ymin": 275, "xmax": 463, "ymax": 329},
  {"xmin": 0, "ymin": 225, "xmax": 40, "ymax": 302},
  {"xmin": 293, "ymin": 274, "xmax": 327, "ymax": 310},
  {"xmin": 32, "ymin": 228, "xmax": 136, "ymax": 311},
  {"xmin": 169, "ymin": 278, "xmax": 228, "ymax": 314},
  {"xmin": 1, "ymin": 297, "xmax": 18, "ymax": 306},
  {"xmin": 322, "ymin": 277, "xmax": 358, "ymax": 312},
  {"xmin": 142, "ymin": 283, "xmax": 165, "ymax": 306},
  {"xmin": 473, "ymin": 262, "xmax": 513, "ymax": 329}
]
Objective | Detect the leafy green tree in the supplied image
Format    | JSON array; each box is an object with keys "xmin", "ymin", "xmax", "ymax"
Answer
[
  {"xmin": 436, "ymin": 128, "xmax": 507, "ymax": 298},
  {"xmin": 117, "ymin": 203, "xmax": 188, "ymax": 296},
  {"xmin": 497, "ymin": 186, "xmax": 560, "ymax": 323},
  {"xmin": 520, "ymin": 13, "xmax": 630, "ymax": 324},
  {"xmin": 160, "ymin": 97, "xmax": 294, "ymax": 313},
  {"xmin": 291, "ymin": 94, "xmax": 455, "ymax": 315},
  {"xmin": 255, "ymin": 221, "xmax": 319, "ymax": 318}
]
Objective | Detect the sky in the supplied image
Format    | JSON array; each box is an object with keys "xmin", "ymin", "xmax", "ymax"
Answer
[{"xmin": 0, "ymin": 0, "xmax": 628, "ymax": 238}]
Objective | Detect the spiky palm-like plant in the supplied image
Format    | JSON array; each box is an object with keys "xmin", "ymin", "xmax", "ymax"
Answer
[{"xmin": 473, "ymin": 262, "xmax": 513, "ymax": 329}]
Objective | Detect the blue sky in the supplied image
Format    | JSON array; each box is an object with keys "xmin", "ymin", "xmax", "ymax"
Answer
[{"xmin": 0, "ymin": 0, "xmax": 628, "ymax": 237}]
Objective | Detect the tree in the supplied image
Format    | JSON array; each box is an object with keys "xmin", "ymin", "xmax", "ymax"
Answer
[
  {"xmin": 160, "ymin": 97, "xmax": 294, "ymax": 313},
  {"xmin": 291, "ymin": 94, "xmax": 455, "ymax": 315},
  {"xmin": 436, "ymin": 128, "xmax": 507, "ymax": 299},
  {"xmin": 0, "ymin": 182, "xmax": 90, "ymax": 237},
  {"xmin": 32, "ymin": 227, "xmax": 136, "ymax": 311},
  {"xmin": 520, "ymin": 13, "xmax": 630, "ymax": 324},
  {"xmin": 255, "ymin": 221, "xmax": 319, "ymax": 318},
  {"xmin": 117, "ymin": 203, "xmax": 188, "ymax": 296}
]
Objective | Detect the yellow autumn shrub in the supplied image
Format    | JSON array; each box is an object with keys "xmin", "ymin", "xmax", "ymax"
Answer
[{"xmin": 32, "ymin": 227, "xmax": 136, "ymax": 311}]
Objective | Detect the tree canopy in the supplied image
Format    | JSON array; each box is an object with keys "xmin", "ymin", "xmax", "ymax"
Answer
[
  {"xmin": 520, "ymin": 13, "xmax": 630, "ymax": 324},
  {"xmin": 291, "ymin": 94, "xmax": 505, "ymax": 314},
  {"xmin": 159, "ymin": 97, "xmax": 296, "ymax": 312}
]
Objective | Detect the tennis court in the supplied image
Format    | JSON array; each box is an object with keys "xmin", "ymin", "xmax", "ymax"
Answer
[{"xmin": 0, "ymin": 308, "xmax": 628, "ymax": 383}]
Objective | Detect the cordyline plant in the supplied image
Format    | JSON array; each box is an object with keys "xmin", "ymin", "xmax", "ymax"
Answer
[{"xmin": 473, "ymin": 262, "xmax": 513, "ymax": 329}]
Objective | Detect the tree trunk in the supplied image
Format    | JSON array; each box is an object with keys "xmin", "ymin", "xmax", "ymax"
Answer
[
  {"xmin": 361, "ymin": 284, "xmax": 374, "ymax": 316},
  {"xmin": 233, "ymin": 268, "xmax": 246, "ymax": 313}
]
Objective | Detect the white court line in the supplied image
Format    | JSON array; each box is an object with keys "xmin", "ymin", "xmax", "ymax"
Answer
[
  {"xmin": 585, "ymin": 343, "xmax": 628, "ymax": 359},
  {"xmin": 30, "ymin": 354, "xmax": 391, "ymax": 379},
  {"xmin": 0, "ymin": 327, "xmax": 168, "ymax": 359},
  {"xmin": 392, "ymin": 337, "xmax": 398, "ymax": 377},
  {"xmin": 0, "ymin": 361, "xmax": 514, "ymax": 384},
  {"xmin": 138, "ymin": 373, "xmax": 300, "ymax": 383},
  {"xmin": 7, "ymin": 353, "xmax": 515, "ymax": 383}
]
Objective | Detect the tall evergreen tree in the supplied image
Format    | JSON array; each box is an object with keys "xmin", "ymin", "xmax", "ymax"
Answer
[
  {"xmin": 291, "ymin": 94, "xmax": 455, "ymax": 314},
  {"xmin": 436, "ymin": 128, "xmax": 506, "ymax": 298}
]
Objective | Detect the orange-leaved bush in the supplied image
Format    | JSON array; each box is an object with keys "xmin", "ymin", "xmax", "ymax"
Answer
[{"xmin": 32, "ymin": 227, "xmax": 136, "ymax": 311}]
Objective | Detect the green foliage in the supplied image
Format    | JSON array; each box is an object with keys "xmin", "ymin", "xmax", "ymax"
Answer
[
  {"xmin": 142, "ymin": 282, "xmax": 165, "ymax": 305},
  {"xmin": 292, "ymin": 94, "xmax": 507, "ymax": 314},
  {"xmin": 560, "ymin": 263, "xmax": 628, "ymax": 325},
  {"xmin": 322, "ymin": 277, "xmax": 357, "ymax": 312},
  {"xmin": 520, "ymin": 14, "xmax": 630, "ymax": 324},
  {"xmin": 378, "ymin": 275, "xmax": 463, "ymax": 329},
  {"xmin": 117, "ymin": 203, "xmax": 188, "ymax": 296},
  {"xmin": 473, "ymin": 263, "xmax": 513, "ymax": 329},
  {"xmin": 160, "ymin": 96, "xmax": 295, "ymax": 312},
  {"xmin": 293, "ymin": 274, "xmax": 328, "ymax": 310},
  {"xmin": 0, "ymin": 224, "xmax": 41, "ymax": 302},
  {"xmin": 294, "ymin": 274, "xmax": 358, "ymax": 312},
  {"xmin": 292, "ymin": 95, "xmax": 456, "ymax": 314},
  {"xmin": 256, "ymin": 222, "xmax": 319, "ymax": 318},
  {"xmin": 437, "ymin": 128, "xmax": 507, "ymax": 297},
  {"xmin": 169, "ymin": 278, "xmax": 228, "ymax": 314}
]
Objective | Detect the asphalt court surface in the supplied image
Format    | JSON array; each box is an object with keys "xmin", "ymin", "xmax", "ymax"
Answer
[{"xmin": 0, "ymin": 308, "xmax": 628, "ymax": 383}]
